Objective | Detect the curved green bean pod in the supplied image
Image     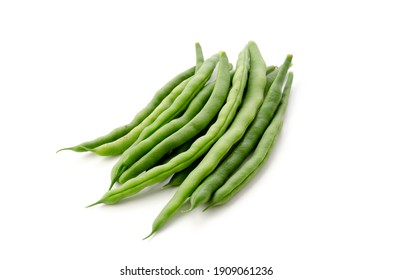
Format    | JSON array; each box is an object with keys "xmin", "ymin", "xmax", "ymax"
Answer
[
  {"xmin": 116, "ymin": 48, "xmax": 248, "ymax": 185},
  {"xmin": 107, "ymin": 79, "xmax": 216, "ymax": 190},
  {"xmin": 188, "ymin": 54, "xmax": 292, "ymax": 210},
  {"xmin": 57, "ymin": 66, "xmax": 195, "ymax": 153},
  {"xmin": 132, "ymin": 53, "xmax": 219, "ymax": 145},
  {"xmin": 154, "ymin": 123, "xmax": 209, "ymax": 167},
  {"xmin": 163, "ymin": 68, "xmax": 279, "ymax": 191},
  {"xmin": 113, "ymin": 72, "xmax": 234, "ymax": 186},
  {"xmin": 207, "ymin": 71, "xmax": 294, "ymax": 208},
  {"xmin": 111, "ymin": 53, "xmax": 235, "ymax": 185},
  {"xmin": 87, "ymin": 50, "xmax": 244, "ymax": 208},
  {"xmin": 144, "ymin": 41, "xmax": 266, "ymax": 237},
  {"xmin": 154, "ymin": 137, "xmax": 197, "ymax": 169}
]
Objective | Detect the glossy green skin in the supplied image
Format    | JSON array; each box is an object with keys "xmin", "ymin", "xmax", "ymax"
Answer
[
  {"xmin": 57, "ymin": 66, "xmax": 195, "ymax": 153},
  {"xmin": 155, "ymin": 127, "xmax": 205, "ymax": 166},
  {"xmin": 164, "ymin": 40, "xmax": 268, "ymax": 212},
  {"xmin": 114, "ymin": 53, "xmax": 234, "ymax": 184},
  {"xmin": 132, "ymin": 53, "xmax": 219, "ymax": 145},
  {"xmin": 208, "ymin": 72, "xmax": 294, "ymax": 208},
  {"xmin": 189, "ymin": 55, "xmax": 292, "ymax": 210},
  {"xmin": 107, "ymin": 80, "xmax": 215, "ymax": 189},
  {"xmin": 88, "ymin": 52, "xmax": 231, "ymax": 208},
  {"xmin": 155, "ymin": 137, "xmax": 196, "ymax": 167},
  {"xmin": 163, "ymin": 68, "xmax": 278, "ymax": 190},
  {"xmin": 144, "ymin": 45, "xmax": 254, "ymax": 238},
  {"xmin": 114, "ymin": 72, "xmax": 234, "ymax": 184}
]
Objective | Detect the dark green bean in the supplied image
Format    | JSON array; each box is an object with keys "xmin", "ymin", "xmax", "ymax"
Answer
[
  {"xmin": 116, "ymin": 49, "xmax": 246, "ymax": 184},
  {"xmin": 188, "ymin": 55, "xmax": 292, "ymax": 210},
  {"xmin": 154, "ymin": 123, "xmax": 210, "ymax": 167},
  {"xmin": 144, "ymin": 41, "xmax": 266, "ymax": 237},
  {"xmin": 110, "ymin": 53, "xmax": 233, "ymax": 185},
  {"xmin": 57, "ymin": 66, "xmax": 195, "ymax": 153},
  {"xmin": 207, "ymin": 71, "xmax": 294, "ymax": 208}
]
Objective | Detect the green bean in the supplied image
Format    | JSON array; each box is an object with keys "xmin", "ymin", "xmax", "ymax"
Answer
[
  {"xmin": 157, "ymin": 116, "xmax": 217, "ymax": 189},
  {"xmin": 162, "ymin": 130, "xmax": 236, "ymax": 189},
  {"xmin": 107, "ymin": 78, "xmax": 216, "ymax": 190},
  {"xmin": 179, "ymin": 69, "xmax": 278, "ymax": 196},
  {"xmin": 112, "ymin": 71, "xmax": 234, "ymax": 186},
  {"xmin": 116, "ymin": 48, "xmax": 248, "ymax": 185},
  {"xmin": 110, "ymin": 53, "xmax": 234, "ymax": 185},
  {"xmin": 57, "ymin": 66, "xmax": 195, "ymax": 153},
  {"xmin": 144, "ymin": 41, "xmax": 266, "ymax": 237},
  {"xmin": 195, "ymin": 42, "xmax": 204, "ymax": 72},
  {"xmin": 132, "ymin": 53, "xmax": 219, "ymax": 145},
  {"xmin": 266, "ymin": 65, "xmax": 277, "ymax": 75},
  {"xmin": 87, "ymin": 50, "xmax": 243, "ymax": 208},
  {"xmin": 154, "ymin": 123, "xmax": 210, "ymax": 167},
  {"xmin": 154, "ymin": 138, "xmax": 195, "ymax": 168},
  {"xmin": 207, "ymin": 71, "xmax": 294, "ymax": 209},
  {"xmin": 188, "ymin": 55, "xmax": 292, "ymax": 210}
]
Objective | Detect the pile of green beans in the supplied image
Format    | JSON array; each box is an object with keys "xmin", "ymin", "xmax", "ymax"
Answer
[{"xmin": 58, "ymin": 41, "xmax": 294, "ymax": 238}]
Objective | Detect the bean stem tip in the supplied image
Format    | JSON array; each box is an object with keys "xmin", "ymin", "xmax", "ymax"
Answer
[
  {"xmin": 143, "ymin": 231, "xmax": 154, "ymax": 240},
  {"xmin": 56, "ymin": 147, "xmax": 72, "ymax": 153},
  {"xmin": 85, "ymin": 200, "xmax": 102, "ymax": 208}
]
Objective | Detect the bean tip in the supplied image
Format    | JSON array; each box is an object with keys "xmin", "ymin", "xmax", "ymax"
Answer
[
  {"xmin": 219, "ymin": 51, "xmax": 227, "ymax": 57},
  {"xmin": 56, "ymin": 147, "xmax": 69, "ymax": 153},
  {"xmin": 86, "ymin": 200, "xmax": 102, "ymax": 208},
  {"xmin": 108, "ymin": 178, "xmax": 118, "ymax": 191},
  {"xmin": 143, "ymin": 231, "xmax": 154, "ymax": 240}
]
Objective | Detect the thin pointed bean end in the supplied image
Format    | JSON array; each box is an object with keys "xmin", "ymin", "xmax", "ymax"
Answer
[
  {"xmin": 143, "ymin": 231, "xmax": 155, "ymax": 240},
  {"xmin": 56, "ymin": 147, "xmax": 74, "ymax": 153},
  {"xmin": 56, "ymin": 145, "xmax": 89, "ymax": 153},
  {"xmin": 85, "ymin": 199, "xmax": 103, "ymax": 208}
]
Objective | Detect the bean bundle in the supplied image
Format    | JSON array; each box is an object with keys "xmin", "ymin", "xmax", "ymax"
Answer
[{"xmin": 59, "ymin": 41, "xmax": 294, "ymax": 238}]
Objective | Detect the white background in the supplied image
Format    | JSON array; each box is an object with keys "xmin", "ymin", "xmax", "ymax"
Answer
[{"xmin": 1, "ymin": 0, "xmax": 392, "ymax": 279}]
